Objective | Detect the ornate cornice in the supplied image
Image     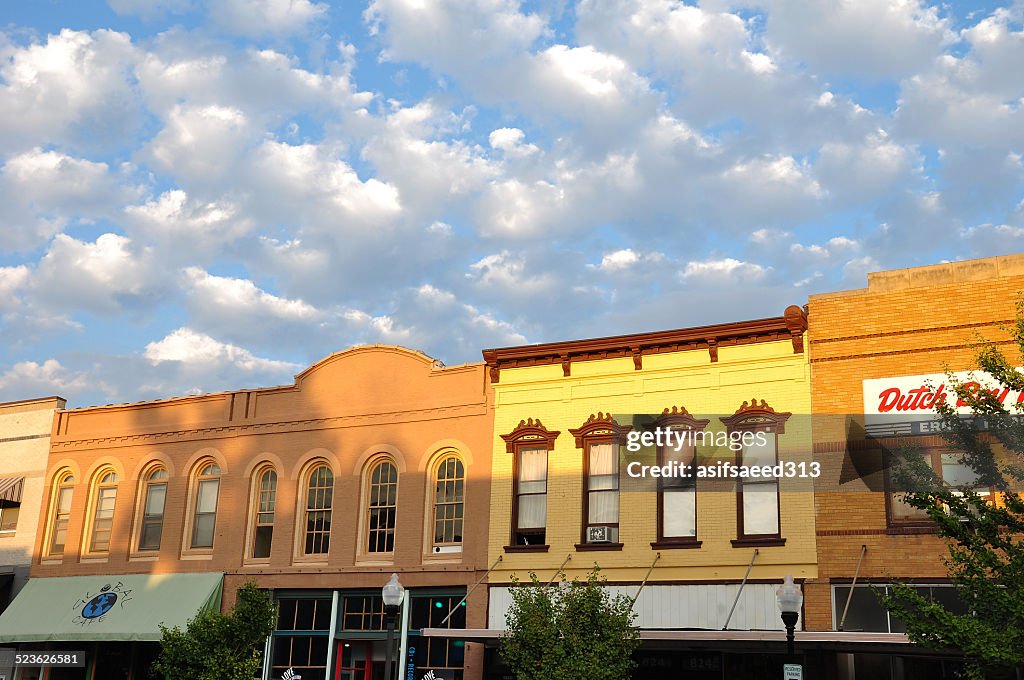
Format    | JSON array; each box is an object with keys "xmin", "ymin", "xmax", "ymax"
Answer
[
  {"xmin": 500, "ymin": 418, "xmax": 560, "ymax": 453},
  {"xmin": 567, "ymin": 412, "xmax": 633, "ymax": 448},
  {"xmin": 482, "ymin": 306, "xmax": 807, "ymax": 383},
  {"xmin": 720, "ymin": 398, "xmax": 792, "ymax": 433},
  {"xmin": 652, "ymin": 406, "xmax": 711, "ymax": 431}
]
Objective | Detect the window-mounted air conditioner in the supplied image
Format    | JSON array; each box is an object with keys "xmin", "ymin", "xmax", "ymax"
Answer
[{"xmin": 587, "ymin": 526, "xmax": 611, "ymax": 543}]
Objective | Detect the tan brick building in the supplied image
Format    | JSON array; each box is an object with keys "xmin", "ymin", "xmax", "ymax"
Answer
[
  {"xmin": 806, "ymin": 254, "xmax": 1024, "ymax": 680},
  {"xmin": 0, "ymin": 346, "xmax": 493, "ymax": 680}
]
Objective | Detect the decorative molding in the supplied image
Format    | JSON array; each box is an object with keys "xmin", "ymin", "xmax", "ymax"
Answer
[
  {"xmin": 500, "ymin": 418, "xmax": 560, "ymax": 453},
  {"xmin": 482, "ymin": 307, "xmax": 807, "ymax": 382},
  {"xmin": 652, "ymin": 406, "xmax": 711, "ymax": 431},
  {"xmin": 568, "ymin": 412, "xmax": 632, "ymax": 448},
  {"xmin": 720, "ymin": 398, "xmax": 792, "ymax": 433}
]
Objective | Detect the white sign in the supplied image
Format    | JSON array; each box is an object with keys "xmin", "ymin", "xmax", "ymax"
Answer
[
  {"xmin": 783, "ymin": 663, "xmax": 803, "ymax": 680},
  {"xmin": 862, "ymin": 369, "xmax": 1023, "ymax": 436}
]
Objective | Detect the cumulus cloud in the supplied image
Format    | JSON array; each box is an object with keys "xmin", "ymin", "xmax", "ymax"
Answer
[
  {"xmin": 145, "ymin": 327, "xmax": 301, "ymax": 372},
  {"xmin": 682, "ymin": 258, "xmax": 771, "ymax": 283},
  {"xmin": 0, "ymin": 359, "xmax": 90, "ymax": 399},
  {"xmin": 208, "ymin": 0, "xmax": 328, "ymax": 37}
]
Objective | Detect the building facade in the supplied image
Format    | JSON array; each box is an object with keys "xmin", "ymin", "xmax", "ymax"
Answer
[
  {"xmin": 477, "ymin": 307, "xmax": 819, "ymax": 679},
  {"xmin": 0, "ymin": 346, "xmax": 493, "ymax": 680},
  {"xmin": 805, "ymin": 254, "xmax": 1024, "ymax": 680},
  {"xmin": 0, "ymin": 397, "xmax": 66, "ymax": 680}
]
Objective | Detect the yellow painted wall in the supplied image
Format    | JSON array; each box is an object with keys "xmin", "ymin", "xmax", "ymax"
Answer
[{"xmin": 487, "ymin": 339, "xmax": 817, "ymax": 584}]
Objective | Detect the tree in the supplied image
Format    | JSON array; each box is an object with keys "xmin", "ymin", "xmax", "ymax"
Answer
[
  {"xmin": 154, "ymin": 581, "xmax": 277, "ymax": 680},
  {"xmin": 879, "ymin": 300, "xmax": 1024, "ymax": 680},
  {"xmin": 500, "ymin": 567, "xmax": 641, "ymax": 680}
]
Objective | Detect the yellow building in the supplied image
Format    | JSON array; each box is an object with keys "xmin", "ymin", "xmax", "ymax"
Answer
[{"xmin": 475, "ymin": 307, "xmax": 818, "ymax": 678}]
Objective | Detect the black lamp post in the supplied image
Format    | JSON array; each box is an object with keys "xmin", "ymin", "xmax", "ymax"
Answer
[
  {"xmin": 776, "ymin": 574, "xmax": 803, "ymax": 658},
  {"xmin": 382, "ymin": 573, "xmax": 405, "ymax": 680}
]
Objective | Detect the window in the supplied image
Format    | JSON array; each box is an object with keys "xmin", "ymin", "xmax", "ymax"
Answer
[
  {"xmin": 432, "ymin": 456, "xmax": 465, "ymax": 548},
  {"xmin": 138, "ymin": 467, "xmax": 168, "ymax": 551},
  {"xmin": 832, "ymin": 584, "xmax": 966, "ymax": 633},
  {"xmin": 652, "ymin": 407, "xmax": 710, "ymax": 547},
  {"xmin": 341, "ymin": 595, "xmax": 386, "ymax": 631},
  {"xmin": 500, "ymin": 418, "xmax": 560, "ymax": 549},
  {"xmin": 252, "ymin": 467, "xmax": 277, "ymax": 559},
  {"xmin": 721, "ymin": 399, "xmax": 791, "ymax": 547},
  {"xmin": 88, "ymin": 470, "xmax": 119, "ymax": 553},
  {"xmin": 366, "ymin": 460, "xmax": 397, "ymax": 553},
  {"xmin": 271, "ymin": 596, "xmax": 331, "ymax": 680},
  {"xmin": 513, "ymin": 447, "xmax": 547, "ymax": 546},
  {"xmin": 570, "ymin": 412, "xmax": 631, "ymax": 547},
  {"xmin": 303, "ymin": 465, "xmax": 332, "ymax": 556},
  {"xmin": 190, "ymin": 463, "xmax": 221, "ymax": 549},
  {"xmin": 0, "ymin": 502, "xmax": 19, "ymax": 533},
  {"xmin": 889, "ymin": 449, "xmax": 991, "ymax": 524},
  {"xmin": 409, "ymin": 592, "xmax": 467, "ymax": 680},
  {"xmin": 48, "ymin": 472, "xmax": 75, "ymax": 556}
]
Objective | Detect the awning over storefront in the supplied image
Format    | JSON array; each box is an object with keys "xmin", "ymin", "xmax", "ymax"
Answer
[
  {"xmin": 0, "ymin": 572, "xmax": 223, "ymax": 642},
  {"xmin": 0, "ymin": 477, "xmax": 23, "ymax": 503}
]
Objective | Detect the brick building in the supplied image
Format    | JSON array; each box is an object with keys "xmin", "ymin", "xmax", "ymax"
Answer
[
  {"xmin": 0, "ymin": 346, "xmax": 493, "ymax": 680},
  {"xmin": 465, "ymin": 307, "xmax": 822, "ymax": 679},
  {"xmin": 805, "ymin": 254, "xmax": 1024, "ymax": 680}
]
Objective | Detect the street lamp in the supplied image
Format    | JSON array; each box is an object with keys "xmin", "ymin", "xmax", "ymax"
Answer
[
  {"xmin": 776, "ymin": 574, "xmax": 803, "ymax": 658},
  {"xmin": 382, "ymin": 573, "xmax": 405, "ymax": 680}
]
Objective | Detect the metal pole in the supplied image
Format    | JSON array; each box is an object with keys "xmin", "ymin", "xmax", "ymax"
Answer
[
  {"xmin": 838, "ymin": 545, "xmax": 868, "ymax": 631},
  {"xmin": 547, "ymin": 554, "xmax": 573, "ymax": 585},
  {"xmin": 630, "ymin": 553, "xmax": 663, "ymax": 606},
  {"xmin": 323, "ymin": 590, "xmax": 340, "ymax": 677},
  {"xmin": 440, "ymin": 554, "xmax": 503, "ymax": 627},
  {"xmin": 383, "ymin": 606, "xmax": 399, "ymax": 680},
  {"xmin": 722, "ymin": 549, "xmax": 758, "ymax": 630}
]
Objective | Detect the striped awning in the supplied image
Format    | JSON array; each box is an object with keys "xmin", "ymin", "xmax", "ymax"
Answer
[{"xmin": 0, "ymin": 478, "xmax": 24, "ymax": 504}]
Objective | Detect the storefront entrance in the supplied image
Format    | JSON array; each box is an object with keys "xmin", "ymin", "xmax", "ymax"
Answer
[{"xmin": 334, "ymin": 640, "xmax": 387, "ymax": 680}]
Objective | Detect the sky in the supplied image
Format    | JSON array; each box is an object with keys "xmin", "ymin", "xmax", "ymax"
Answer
[{"xmin": 1, "ymin": 0, "xmax": 1023, "ymax": 408}]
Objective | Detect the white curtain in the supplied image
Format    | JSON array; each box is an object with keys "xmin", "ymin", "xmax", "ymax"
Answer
[
  {"xmin": 588, "ymin": 443, "xmax": 618, "ymax": 523},
  {"xmin": 518, "ymin": 449, "xmax": 547, "ymax": 528},
  {"xmin": 743, "ymin": 435, "xmax": 777, "ymax": 467},
  {"xmin": 663, "ymin": 489, "xmax": 696, "ymax": 537},
  {"xmin": 742, "ymin": 486, "xmax": 779, "ymax": 534}
]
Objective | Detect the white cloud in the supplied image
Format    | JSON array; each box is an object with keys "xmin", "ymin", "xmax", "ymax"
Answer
[
  {"xmin": 815, "ymin": 132, "xmax": 919, "ymax": 204},
  {"xmin": 842, "ymin": 256, "xmax": 881, "ymax": 284},
  {"xmin": 0, "ymin": 29, "xmax": 140, "ymax": 152},
  {"xmin": 32, "ymin": 233, "xmax": 164, "ymax": 314},
  {"xmin": 759, "ymin": 0, "xmax": 952, "ymax": 79},
  {"xmin": 682, "ymin": 258, "xmax": 770, "ymax": 283},
  {"xmin": 145, "ymin": 327, "xmax": 301, "ymax": 372},
  {"xmin": 107, "ymin": 0, "xmax": 193, "ymax": 20},
  {"xmin": 208, "ymin": 0, "xmax": 327, "ymax": 36},
  {"xmin": 0, "ymin": 359, "xmax": 89, "ymax": 397},
  {"xmin": 123, "ymin": 190, "xmax": 252, "ymax": 256}
]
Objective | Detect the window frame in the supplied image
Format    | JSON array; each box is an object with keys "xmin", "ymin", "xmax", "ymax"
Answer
[
  {"xmin": 136, "ymin": 466, "xmax": 168, "ymax": 553},
  {"xmin": 0, "ymin": 501, "xmax": 20, "ymax": 534},
  {"xmin": 44, "ymin": 470, "xmax": 76, "ymax": 559},
  {"xmin": 429, "ymin": 454, "xmax": 466, "ymax": 554},
  {"xmin": 721, "ymin": 399, "xmax": 791, "ymax": 548},
  {"xmin": 186, "ymin": 461, "xmax": 221, "ymax": 551},
  {"xmin": 301, "ymin": 463, "xmax": 333, "ymax": 558},
  {"xmin": 248, "ymin": 465, "xmax": 278, "ymax": 561},
  {"xmin": 651, "ymin": 407, "xmax": 710, "ymax": 549},
  {"xmin": 500, "ymin": 418, "xmax": 560, "ymax": 553},
  {"xmin": 85, "ymin": 469, "xmax": 119, "ymax": 555},
  {"xmin": 364, "ymin": 458, "xmax": 399, "ymax": 556},
  {"xmin": 569, "ymin": 412, "xmax": 632, "ymax": 551},
  {"xmin": 885, "ymin": 445, "xmax": 995, "ymax": 529}
]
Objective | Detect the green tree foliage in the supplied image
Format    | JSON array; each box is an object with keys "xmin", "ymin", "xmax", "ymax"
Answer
[
  {"xmin": 879, "ymin": 302, "xmax": 1024, "ymax": 679},
  {"xmin": 500, "ymin": 568, "xmax": 641, "ymax": 680},
  {"xmin": 154, "ymin": 581, "xmax": 277, "ymax": 680}
]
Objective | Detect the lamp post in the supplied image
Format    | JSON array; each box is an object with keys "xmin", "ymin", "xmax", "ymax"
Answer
[
  {"xmin": 382, "ymin": 573, "xmax": 405, "ymax": 680},
  {"xmin": 776, "ymin": 574, "xmax": 803, "ymax": 659}
]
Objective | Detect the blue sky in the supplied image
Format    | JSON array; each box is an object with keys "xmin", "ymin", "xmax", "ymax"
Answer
[{"xmin": 1, "ymin": 0, "xmax": 1023, "ymax": 407}]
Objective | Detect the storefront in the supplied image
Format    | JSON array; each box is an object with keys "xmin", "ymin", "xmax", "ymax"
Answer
[
  {"xmin": 0, "ymin": 572, "xmax": 223, "ymax": 680},
  {"xmin": 268, "ymin": 588, "xmax": 468, "ymax": 680}
]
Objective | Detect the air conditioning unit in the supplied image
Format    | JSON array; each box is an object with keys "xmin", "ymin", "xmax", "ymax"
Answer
[{"xmin": 587, "ymin": 526, "xmax": 611, "ymax": 543}]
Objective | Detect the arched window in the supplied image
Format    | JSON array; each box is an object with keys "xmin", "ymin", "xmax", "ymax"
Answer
[
  {"xmin": 432, "ymin": 456, "xmax": 464, "ymax": 549},
  {"xmin": 138, "ymin": 467, "xmax": 168, "ymax": 551},
  {"xmin": 303, "ymin": 465, "xmax": 332, "ymax": 555},
  {"xmin": 48, "ymin": 471, "xmax": 75, "ymax": 556},
  {"xmin": 190, "ymin": 462, "xmax": 221, "ymax": 549},
  {"xmin": 252, "ymin": 467, "xmax": 277, "ymax": 559},
  {"xmin": 88, "ymin": 470, "xmax": 119, "ymax": 553},
  {"xmin": 367, "ymin": 460, "xmax": 398, "ymax": 554}
]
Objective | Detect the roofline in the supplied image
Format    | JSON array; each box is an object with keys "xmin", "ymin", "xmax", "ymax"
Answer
[
  {"xmin": 0, "ymin": 396, "xmax": 66, "ymax": 409},
  {"xmin": 481, "ymin": 306, "xmax": 807, "ymax": 383}
]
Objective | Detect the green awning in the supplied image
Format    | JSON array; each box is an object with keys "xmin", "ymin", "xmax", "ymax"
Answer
[{"xmin": 0, "ymin": 572, "xmax": 223, "ymax": 642}]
